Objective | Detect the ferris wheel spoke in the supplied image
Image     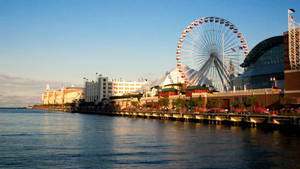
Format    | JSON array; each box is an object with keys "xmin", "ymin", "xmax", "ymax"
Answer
[
  {"xmin": 186, "ymin": 29, "xmax": 208, "ymax": 48},
  {"xmin": 197, "ymin": 58, "xmax": 214, "ymax": 81},
  {"xmin": 215, "ymin": 57, "xmax": 231, "ymax": 85},
  {"xmin": 183, "ymin": 38, "xmax": 207, "ymax": 52},
  {"xmin": 181, "ymin": 49, "xmax": 209, "ymax": 56},
  {"xmin": 214, "ymin": 63, "xmax": 227, "ymax": 90},
  {"xmin": 202, "ymin": 62, "xmax": 215, "ymax": 85},
  {"xmin": 224, "ymin": 40, "xmax": 240, "ymax": 52}
]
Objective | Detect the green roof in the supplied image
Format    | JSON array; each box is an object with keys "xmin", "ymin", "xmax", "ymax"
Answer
[
  {"xmin": 185, "ymin": 86, "xmax": 207, "ymax": 90},
  {"xmin": 161, "ymin": 88, "xmax": 178, "ymax": 92},
  {"xmin": 163, "ymin": 83, "xmax": 183, "ymax": 87}
]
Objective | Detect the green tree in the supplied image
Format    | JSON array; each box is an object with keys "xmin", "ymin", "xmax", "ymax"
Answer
[
  {"xmin": 188, "ymin": 97, "xmax": 204, "ymax": 108},
  {"xmin": 131, "ymin": 101, "xmax": 139, "ymax": 108},
  {"xmin": 244, "ymin": 96, "xmax": 257, "ymax": 110},
  {"xmin": 173, "ymin": 98, "xmax": 185, "ymax": 108},
  {"xmin": 158, "ymin": 97, "xmax": 169, "ymax": 107},
  {"xmin": 207, "ymin": 98, "xmax": 219, "ymax": 108},
  {"xmin": 231, "ymin": 99, "xmax": 244, "ymax": 109}
]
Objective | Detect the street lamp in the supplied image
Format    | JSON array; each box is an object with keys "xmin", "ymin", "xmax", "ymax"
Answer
[{"xmin": 269, "ymin": 77, "xmax": 276, "ymax": 87}]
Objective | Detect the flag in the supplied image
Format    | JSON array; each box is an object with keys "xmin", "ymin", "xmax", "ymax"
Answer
[
  {"xmin": 291, "ymin": 16, "xmax": 294, "ymax": 21},
  {"xmin": 288, "ymin": 9, "xmax": 295, "ymax": 13},
  {"xmin": 231, "ymin": 48, "xmax": 236, "ymax": 52}
]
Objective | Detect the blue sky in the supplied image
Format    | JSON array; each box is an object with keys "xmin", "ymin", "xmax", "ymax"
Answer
[{"xmin": 0, "ymin": 0, "xmax": 300, "ymax": 106}]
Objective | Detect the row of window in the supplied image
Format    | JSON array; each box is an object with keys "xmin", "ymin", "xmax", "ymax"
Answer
[
  {"xmin": 112, "ymin": 83, "xmax": 145, "ymax": 86},
  {"xmin": 112, "ymin": 87, "xmax": 139, "ymax": 90},
  {"xmin": 113, "ymin": 91, "xmax": 131, "ymax": 94}
]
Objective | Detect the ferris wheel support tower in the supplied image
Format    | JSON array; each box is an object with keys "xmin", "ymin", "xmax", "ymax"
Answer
[{"xmin": 288, "ymin": 9, "xmax": 300, "ymax": 70}]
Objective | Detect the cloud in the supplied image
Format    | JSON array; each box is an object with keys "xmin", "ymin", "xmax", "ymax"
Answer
[{"xmin": 0, "ymin": 73, "xmax": 82, "ymax": 107}]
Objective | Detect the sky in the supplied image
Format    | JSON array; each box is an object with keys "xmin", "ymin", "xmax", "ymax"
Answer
[{"xmin": 0, "ymin": 0, "xmax": 300, "ymax": 107}]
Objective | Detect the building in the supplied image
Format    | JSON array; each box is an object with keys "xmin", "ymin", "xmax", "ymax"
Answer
[
  {"xmin": 239, "ymin": 36, "xmax": 285, "ymax": 89},
  {"xmin": 84, "ymin": 75, "xmax": 146, "ymax": 103},
  {"xmin": 158, "ymin": 88, "xmax": 178, "ymax": 98},
  {"xmin": 84, "ymin": 75, "xmax": 112, "ymax": 103},
  {"xmin": 112, "ymin": 80, "xmax": 146, "ymax": 96},
  {"xmin": 185, "ymin": 86, "xmax": 207, "ymax": 97},
  {"xmin": 42, "ymin": 85, "xmax": 84, "ymax": 105}
]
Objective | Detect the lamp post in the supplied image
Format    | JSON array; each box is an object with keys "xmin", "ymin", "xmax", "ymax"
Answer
[{"xmin": 269, "ymin": 77, "xmax": 276, "ymax": 87}]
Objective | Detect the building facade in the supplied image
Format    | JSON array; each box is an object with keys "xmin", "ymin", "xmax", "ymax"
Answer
[
  {"xmin": 84, "ymin": 75, "xmax": 146, "ymax": 103},
  {"xmin": 112, "ymin": 80, "xmax": 146, "ymax": 96},
  {"xmin": 42, "ymin": 85, "xmax": 84, "ymax": 105},
  {"xmin": 239, "ymin": 36, "xmax": 285, "ymax": 89},
  {"xmin": 84, "ymin": 76, "xmax": 112, "ymax": 103}
]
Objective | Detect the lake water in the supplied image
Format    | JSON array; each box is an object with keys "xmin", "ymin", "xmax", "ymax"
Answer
[{"xmin": 1, "ymin": 109, "xmax": 300, "ymax": 169}]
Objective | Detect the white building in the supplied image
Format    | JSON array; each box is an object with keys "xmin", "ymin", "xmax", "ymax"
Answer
[
  {"xmin": 84, "ymin": 76, "xmax": 112, "ymax": 103},
  {"xmin": 112, "ymin": 80, "xmax": 147, "ymax": 96},
  {"xmin": 84, "ymin": 75, "xmax": 147, "ymax": 103}
]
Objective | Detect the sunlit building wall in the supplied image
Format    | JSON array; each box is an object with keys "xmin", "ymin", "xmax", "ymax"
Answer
[
  {"xmin": 112, "ymin": 80, "xmax": 147, "ymax": 96},
  {"xmin": 42, "ymin": 85, "xmax": 84, "ymax": 105},
  {"xmin": 84, "ymin": 76, "xmax": 112, "ymax": 103}
]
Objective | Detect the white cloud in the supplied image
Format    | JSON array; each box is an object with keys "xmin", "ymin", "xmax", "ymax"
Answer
[{"xmin": 0, "ymin": 74, "xmax": 82, "ymax": 107}]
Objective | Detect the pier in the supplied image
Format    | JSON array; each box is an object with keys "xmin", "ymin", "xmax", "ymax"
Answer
[{"xmin": 112, "ymin": 111, "xmax": 300, "ymax": 127}]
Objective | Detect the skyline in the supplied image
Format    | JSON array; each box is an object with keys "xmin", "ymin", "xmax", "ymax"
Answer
[{"xmin": 1, "ymin": 0, "xmax": 300, "ymax": 106}]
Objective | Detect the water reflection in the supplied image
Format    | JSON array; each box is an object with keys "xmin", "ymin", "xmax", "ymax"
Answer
[{"xmin": 1, "ymin": 110, "xmax": 300, "ymax": 169}]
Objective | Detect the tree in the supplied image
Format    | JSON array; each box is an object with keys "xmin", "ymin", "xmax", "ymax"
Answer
[
  {"xmin": 207, "ymin": 98, "xmax": 219, "ymax": 108},
  {"xmin": 158, "ymin": 97, "xmax": 169, "ymax": 107},
  {"xmin": 197, "ymin": 97, "xmax": 205, "ymax": 107},
  {"xmin": 131, "ymin": 101, "xmax": 139, "ymax": 108},
  {"xmin": 244, "ymin": 96, "xmax": 257, "ymax": 111},
  {"xmin": 188, "ymin": 97, "xmax": 204, "ymax": 108},
  {"xmin": 173, "ymin": 98, "xmax": 185, "ymax": 108},
  {"xmin": 172, "ymin": 98, "xmax": 186, "ymax": 112},
  {"xmin": 231, "ymin": 99, "xmax": 244, "ymax": 109}
]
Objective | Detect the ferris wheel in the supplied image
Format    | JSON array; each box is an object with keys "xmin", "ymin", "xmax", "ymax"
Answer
[{"xmin": 176, "ymin": 16, "xmax": 249, "ymax": 91}]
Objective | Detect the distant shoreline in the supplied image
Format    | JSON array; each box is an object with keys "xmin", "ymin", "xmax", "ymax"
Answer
[{"xmin": 0, "ymin": 107, "xmax": 26, "ymax": 109}]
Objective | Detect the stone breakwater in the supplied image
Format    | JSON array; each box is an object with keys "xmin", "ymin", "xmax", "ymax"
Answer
[{"xmin": 32, "ymin": 105, "xmax": 71, "ymax": 112}]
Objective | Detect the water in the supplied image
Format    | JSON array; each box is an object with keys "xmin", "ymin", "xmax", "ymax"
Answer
[{"xmin": 0, "ymin": 109, "xmax": 300, "ymax": 169}]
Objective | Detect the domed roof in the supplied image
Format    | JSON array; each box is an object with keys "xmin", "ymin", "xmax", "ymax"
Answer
[{"xmin": 241, "ymin": 36, "xmax": 283, "ymax": 67}]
